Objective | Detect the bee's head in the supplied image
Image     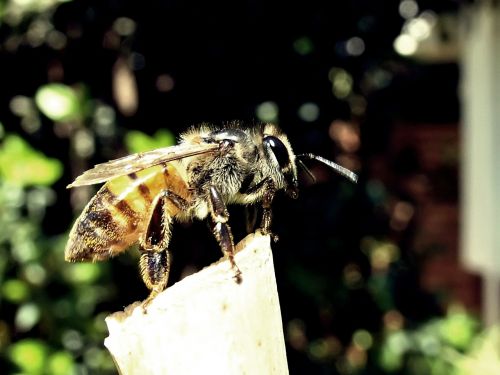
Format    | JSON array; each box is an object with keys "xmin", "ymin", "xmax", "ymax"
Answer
[{"xmin": 262, "ymin": 125, "xmax": 299, "ymax": 199}]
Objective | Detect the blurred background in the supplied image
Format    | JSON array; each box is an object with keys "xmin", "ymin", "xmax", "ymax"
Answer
[{"xmin": 1, "ymin": 0, "xmax": 499, "ymax": 374}]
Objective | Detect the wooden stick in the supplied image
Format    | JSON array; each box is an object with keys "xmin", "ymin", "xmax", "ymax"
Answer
[{"xmin": 104, "ymin": 233, "xmax": 289, "ymax": 375}]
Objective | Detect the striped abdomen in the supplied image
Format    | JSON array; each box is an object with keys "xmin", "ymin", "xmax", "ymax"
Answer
[{"xmin": 65, "ymin": 163, "xmax": 189, "ymax": 262}]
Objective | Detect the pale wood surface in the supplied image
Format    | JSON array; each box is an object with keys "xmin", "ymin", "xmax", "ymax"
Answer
[{"xmin": 104, "ymin": 233, "xmax": 289, "ymax": 375}]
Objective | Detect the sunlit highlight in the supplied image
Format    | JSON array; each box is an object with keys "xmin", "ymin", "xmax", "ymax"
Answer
[{"xmin": 394, "ymin": 34, "xmax": 417, "ymax": 56}]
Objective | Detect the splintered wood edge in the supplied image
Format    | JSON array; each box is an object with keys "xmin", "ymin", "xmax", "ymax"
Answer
[{"xmin": 104, "ymin": 232, "xmax": 288, "ymax": 375}]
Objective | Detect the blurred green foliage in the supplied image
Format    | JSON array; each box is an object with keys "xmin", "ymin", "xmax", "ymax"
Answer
[
  {"xmin": 378, "ymin": 306, "xmax": 481, "ymax": 375},
  {"xmin": 0, "ymin": 134, "xmax": 62, "ymax": 186},
  {"xmin": 0, "ymin": 174, "xmax": 117, "ymax": 373},
  {"xmin": 125, "ymin": 129, "xmax": 175, "ymax": 153}
]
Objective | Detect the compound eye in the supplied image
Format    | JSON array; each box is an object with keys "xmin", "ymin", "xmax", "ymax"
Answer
[{"xmin": 264, "ymin": 136, "xmax": 290, "ymax": 168}]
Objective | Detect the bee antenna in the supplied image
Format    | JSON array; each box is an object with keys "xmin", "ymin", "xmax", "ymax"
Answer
[
  {"xmin": 297, "ymin": 153, "xmax": 358, "ymax": 183},
  {"xmin": 297, "ymin": 159, "xmax": 316, "ymax": 183}
]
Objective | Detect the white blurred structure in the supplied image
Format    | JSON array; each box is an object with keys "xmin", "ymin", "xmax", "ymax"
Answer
[{"xmin": 461, "ymin": 1, "xmax": 500, "ymax": 325}]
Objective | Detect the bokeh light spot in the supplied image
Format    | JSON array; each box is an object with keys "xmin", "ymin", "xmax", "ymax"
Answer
[
  {"xmin": 46, "ymin": 30, "xmax": 67, "ymax": 50},
  {"xmin": 383, "ymin": 310, "xmax": 405, "ymax": 331},
  {"xmin": 73, "ymin": 129, "xmax": 95, "ymax": 158},
  {"xmin": 298, "ymin": 102, "xmax": 319, "ymax": 122},
  {"xmin": 35, "ymin": 84, "xmax": 80, "ymax": 122},
  {"xmin": 399, "ymin": 0, "xmax": 419, "ymax": 19},
  {"xmin": 346, "ymin": 37, "xmax": 365, "ymax": 56},
  {"xmin": 62, "ymin": 330, "xmax": 84, "ymax": 351},
  {"xmin": 371, "ymin": 242, "xmax": 400, "ymax": 271},
  {"xmin": 48, "ymin": 351, "xmax": 76, "ymax": 375},
  {"xmin": 113, "ymin": 17, "xmax": 136, "ymax": 36},
  {"xmin": 15, "ymin": 303, "xmax": 41, "ymax": 331},
  {"xmin": 256, "ymin": 101, "xmax": 279, "ymax": 123},
  {"xmin": 293, "ymin": 36, "xmax": 314, "ymax": 55},
  {"xmin": 113, "ymin": 57, "xmax": 138, "ymax": 116},
  {"xmin": 63, "ymin": 263, "xmax": 102, "ymax": 284},
  {"xmin": 23, "ymin": 263, "xmax": 47, "ymax": 286},
  {"xmin": 406, "ymin": 17, "xmax": 432, "ymax": 41},
  {"xmin": 156, "ymin": 74, "xmax": 175, "ymax": 92},
  {"xmin": 329, "ymin": 120, "xmax": 360, "ymax": 152},
  {"xmin": 394, "ymin": 34, "xmax": 418, "ymax": 56},
  {"xmin": 287, "ymin": 319, "xmax": 307, "ymax": 351},
  {"xmin": 343, "ymin": 263, "xmax": 363, "ymax": 288},
  {"xmin": 94, "ymin": 104, "xmax": 116, "ymax": 137},
  {"xmin": 328, "ymin": 67, "xmax": 353, "ymax": 99},
  {"xmin": 390, "ymin": 201, "xmax": 415, "ymax": 231},
  {"xmin": 8, "ymin": 339, "xmax": 48, "ymax": 374},
  {"xmin": 2, "ymin": 279, "xmax": 30, "ymax": 303},
  {"xmin": 9, "ymin": 95, "xmax": 33, "ymax": 117},
  {"xmin": 345, "ymin": 344, "xmax": 367, "ymax": 369},
  {"xmin": 353, "ymin": 329, "xmax": 373, "ymax": 350}
]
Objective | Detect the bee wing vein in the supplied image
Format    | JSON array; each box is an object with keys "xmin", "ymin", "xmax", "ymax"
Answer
[{"xmin": 67, "ymin": 143, "xmax": 219, "ymax": 188}]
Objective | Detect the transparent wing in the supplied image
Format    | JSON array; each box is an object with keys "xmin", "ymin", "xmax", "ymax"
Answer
[{"xmin": 67, "ymin": 142, "xmax": 220, "ymax": 188}]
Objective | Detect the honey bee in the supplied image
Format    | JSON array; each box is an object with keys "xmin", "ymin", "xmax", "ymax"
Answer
[{"xmin": 65, "ymin": 122, "xmax": 357, "ymax": 304}]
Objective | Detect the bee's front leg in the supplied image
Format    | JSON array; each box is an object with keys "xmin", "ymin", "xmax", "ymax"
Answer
[
  {"xmin": 259, "ymin": 182, "xmax": 277, "ymax": 240},
  {"xmin": 139, "ymin": 190, "xmax": 188, "ymax": 309},
  {"xmin": 207, "ymin": 186, "xmax": 242, "ymax": 283}
]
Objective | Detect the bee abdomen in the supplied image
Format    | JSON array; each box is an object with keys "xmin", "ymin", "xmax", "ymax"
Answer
[{"xmin": 65, "ymin": 186, "xmax": 143, "ymax": 262}]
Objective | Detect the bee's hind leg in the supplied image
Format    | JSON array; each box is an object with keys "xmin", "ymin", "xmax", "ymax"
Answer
[
  {"xmin": 139, "ymin": 190, "xmax": 188, "ymax": 310},
  {"xmin": 207, "ymin": 186, "xmax": 242, "ymax": 284}
]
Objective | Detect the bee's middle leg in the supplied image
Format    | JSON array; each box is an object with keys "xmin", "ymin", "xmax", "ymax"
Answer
[
  {"xmin": 207, "ymin": 186, "xmax": 242, "ymax": 283},
  {"xmin": 139, "ymin": 190, "xmax": 188, "ymax": 307}
]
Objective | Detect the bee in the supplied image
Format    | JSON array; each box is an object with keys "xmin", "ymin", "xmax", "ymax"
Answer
[{"xmin": 65, "ymin": 122, "xmax": 357, "ymax": 304}]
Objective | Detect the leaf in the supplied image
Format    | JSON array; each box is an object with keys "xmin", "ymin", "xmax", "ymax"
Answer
[{"xmin": 0, "ymin": 134, "xmax": 63, "ymax": 186}]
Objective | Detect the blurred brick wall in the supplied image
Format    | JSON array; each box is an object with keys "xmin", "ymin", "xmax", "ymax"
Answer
[{"xmin": 390, "ymin": 122, "xmax": 481, "ymax": 312}]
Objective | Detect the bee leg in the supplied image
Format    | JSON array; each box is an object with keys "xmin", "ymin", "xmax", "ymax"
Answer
[
  {"xmin": 207, "ymin": 186, "xmax": 242, "ymax": 283},
  {"xmin": 139, "ymin": 247, "xmax": 171, "ymax": 309},
  {"xmin": 258, "ymin": 181, "xmax": 278, "ymax": 241},
  {"xmin": 244, "ymin": 205, "xmax": 258, "ymax": 234},
  {"xmin": 240, "ymin": 177, "xmax": 277, "ymax": 239},
  {"xmin": 139, "ymin": 190, "xmax": 188, "ymax": 308}
]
